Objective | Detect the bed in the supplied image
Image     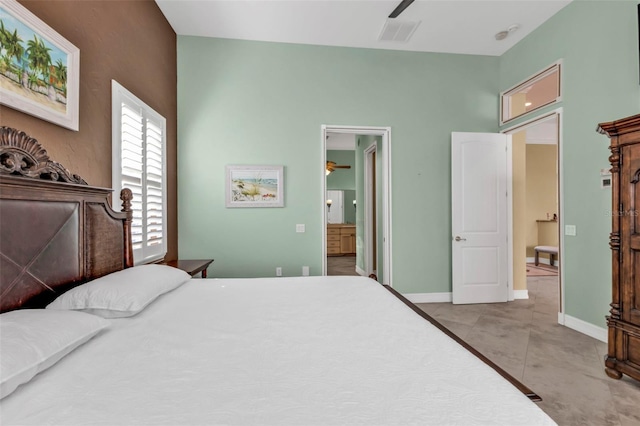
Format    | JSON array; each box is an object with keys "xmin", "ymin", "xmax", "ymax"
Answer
[{"xmin": 0, "ymin": 127, "xmax": 556, "ymax": 425}]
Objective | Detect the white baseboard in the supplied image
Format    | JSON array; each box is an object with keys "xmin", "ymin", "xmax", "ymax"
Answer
[
  {"xmin": 405, "ymin": 291, "xmax": 527, "ymax": 303},
  {"xmin": 561, "ymin": 313, "xmax": 607, "ymax": 343},
  {"xmin": 355, "ymin": 266, "xmax": 366, "ymax": 276},
  {"xmin": 513, "ymin": 290, "xmax": 529, "ymax": 300},
  {"xmin": 403, "ymin": 292, "xmax": 452, "ymax": 304}
]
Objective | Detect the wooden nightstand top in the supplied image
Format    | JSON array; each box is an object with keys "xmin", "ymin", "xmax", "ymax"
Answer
[{"xmin": 164, "ymin": 259, "xmax": 214, "ymax": 278}]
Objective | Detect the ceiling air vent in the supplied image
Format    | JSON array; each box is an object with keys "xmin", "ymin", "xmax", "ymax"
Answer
[{"xmin": 378, "ymin": 19, "xmax": 420, "ymax": 42}]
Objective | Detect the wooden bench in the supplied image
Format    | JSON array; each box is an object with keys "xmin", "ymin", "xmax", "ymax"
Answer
[{"xmin": 534, "ymin": 245, "xmax": 558, "ymax": 266}]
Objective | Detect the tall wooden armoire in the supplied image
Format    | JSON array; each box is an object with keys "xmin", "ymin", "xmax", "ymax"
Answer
[{"xmin": 598, "ymin": 113, "xmax": 640, "ymax": 382}]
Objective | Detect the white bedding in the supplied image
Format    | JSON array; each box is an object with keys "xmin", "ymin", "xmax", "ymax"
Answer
[{"xmin": 0, "ymin": 276, "xmax": 555, "ymax": 425}]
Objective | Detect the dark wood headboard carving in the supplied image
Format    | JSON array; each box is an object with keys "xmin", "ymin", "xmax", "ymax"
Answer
[
  {"xmin": 0, "ymin": 128, "xmax": 133, "ymax": 312},
  {"xmin": 0, "ymin": 126, "xmax": 87, "ymax": 184}
]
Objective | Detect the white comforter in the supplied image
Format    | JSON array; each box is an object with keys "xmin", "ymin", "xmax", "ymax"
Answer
[{"xmin": 1, "ymin": 276, "xmax": 555, "ymax": 425}]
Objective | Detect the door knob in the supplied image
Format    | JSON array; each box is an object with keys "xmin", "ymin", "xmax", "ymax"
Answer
[{"xmin": 454, "ymin": 236, "xmax": 466, "ymax": 242}]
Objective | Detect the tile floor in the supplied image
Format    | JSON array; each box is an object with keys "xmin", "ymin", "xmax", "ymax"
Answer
[
  {"xmin": 328, "ymin": 255, "xmax": 640, "ymax": 424},
  {"xmin": 416, "ymin": 276, "xmax": 640, "ymax": 426},
  {"xmin": 327, "ymin": 255, "xmax": 359, "ymax": 276}
]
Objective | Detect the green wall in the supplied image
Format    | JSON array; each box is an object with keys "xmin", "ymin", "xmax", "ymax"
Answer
[
  {"xmin": 178, "ymin": 36, "xmax": 499, "ymax": 288},
  {"xmin": 326, "ymin": 150, "xmax": 355, "ymax": 191},
  {"xmin": 327, "ymin": 150, "xmax": 356, "ymax": 223},
  {"xmin": 499, "ymin": 0, "xmax": 640, "ymax": 327}
]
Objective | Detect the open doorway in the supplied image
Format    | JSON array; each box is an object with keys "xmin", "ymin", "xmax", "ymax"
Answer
[
  {"xmin": 503, "ymin": 109, "xmax": 563, "ymax": 316},
  {"xmin": 321, "ymin": 125, "xmax": 392, "ymax": 285},
  {"xmin": 325, "ymin": 133, "xmax": 357, "ymax": 275},
  {"xmin": 364, "ymin": 143, "xmax": 378, "ymax": 277}
]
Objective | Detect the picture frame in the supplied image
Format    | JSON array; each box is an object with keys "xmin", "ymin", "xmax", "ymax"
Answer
[
  {"xmin": 225, "ymin": 165, "xmax": 284, "ymax": 208},
  {"xmin": 0, "ymin": 0, "xmax": 80, "ymax": 131}
]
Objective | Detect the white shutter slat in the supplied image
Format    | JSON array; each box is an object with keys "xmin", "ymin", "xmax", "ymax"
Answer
[{"xmin": 114, "ymin": 81, "xmax": 166, "ymax": 264}]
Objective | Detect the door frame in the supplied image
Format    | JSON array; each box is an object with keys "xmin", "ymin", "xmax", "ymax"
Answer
[
  {"xmin": 321, "ymin": 125, "xmax": 392, "ymax": 286},
  {"xmin": 364, "ymin": 142, "xmax": 377, "ymax": 277},
  {"xmin": 502, "ymin": 108, "xmax": 565, "ymax": 319}
]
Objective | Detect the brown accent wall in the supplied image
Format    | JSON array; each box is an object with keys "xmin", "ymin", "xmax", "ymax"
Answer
[{"xmin": 1, "ymin": 0, "xmax": 177, "ymax": 261}]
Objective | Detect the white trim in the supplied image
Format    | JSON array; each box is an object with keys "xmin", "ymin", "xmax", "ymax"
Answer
[
  {"xmin": 501, "ymin": 109, "xmax": 561, "ymax": 135},
  {"xmin": 563, "ymin": 314, "xmax": 607, "ymax": 343},
  {"xmin": 364, "ymin": 142, "xmax": 377, "ymax": 280},
  {"xmin": 404, "ymin": 292, "xmax": 452, "ymax": 304},
  {"xmin": 321, "ymin": 127, "xmax": 327, "ymax": 273},
  {"xmin": 507, "ymin": 136, "xmax": 514, "ymax": 301},
  {"xmin": 383, "ymin": 129, "xmax": 392, "ymax": 287},
  {"xmin": 513, "ymin": 290, "xmax": 529, "ymax": 300},
  {"xmin": 321, "ymin": 125, "xmax": 392, "ymax": 286},
  {"xmin": 557, "ymin": 109, "xmax": 566, "ymax": 318},
  {"xmin": 355, "ymin": 265, "xmax": 366, "ymax": 276}
]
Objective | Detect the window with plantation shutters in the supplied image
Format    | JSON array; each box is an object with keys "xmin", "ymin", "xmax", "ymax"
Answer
[{"xmin": 112, "ymin": 80, "xmax": 167, "ymax": 264}]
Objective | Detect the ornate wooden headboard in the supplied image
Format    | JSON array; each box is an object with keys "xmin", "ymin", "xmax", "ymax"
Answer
[{"xmin": 0, "ymin": 127, "xmax": 133, "ymax": 312}]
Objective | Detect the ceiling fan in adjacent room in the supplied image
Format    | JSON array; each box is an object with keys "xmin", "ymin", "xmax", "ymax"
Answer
[
  {"xmin": 326, "ymin": 161, "xmax": 351, "ymax": 175},
  {"xmin": 388, "ymin": 0, "xmax": 415, "ymax": 18}
]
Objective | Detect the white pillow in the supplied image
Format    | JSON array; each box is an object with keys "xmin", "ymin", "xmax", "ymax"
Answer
[
  {"xmin": 46, "ymin": 264, "xmax": 190, "ymax": 318},
  {"xmin": 0, "ymin": 309, "xmax": 109, "ymax": 400}
]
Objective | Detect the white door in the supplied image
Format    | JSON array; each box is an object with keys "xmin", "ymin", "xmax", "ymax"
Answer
[
  {"xmin": 452, "ymin": 132, "xmax": 510, "ymax": 304},
  {"xmin": 326, "ymin": 190, "xmax": 344, "ymax": 224}
]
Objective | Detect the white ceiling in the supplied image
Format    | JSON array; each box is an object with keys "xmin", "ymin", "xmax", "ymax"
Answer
[
  {"xmin": 156, "ymin": 0, "xmax": 572, "ymax": 57},
  {"xmin": 327, "ymin": 132, "xmax": 356, "ymax": 150}
]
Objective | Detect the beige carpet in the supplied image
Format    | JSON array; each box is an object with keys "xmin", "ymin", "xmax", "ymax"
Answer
[{"xmin": 526, "ymin": 263, "xmax": 558, "ymax": 277}]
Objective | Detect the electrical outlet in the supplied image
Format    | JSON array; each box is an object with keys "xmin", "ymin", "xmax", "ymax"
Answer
[
  {"xmin": 302, "ymin": 266, "xmax": 309, "ymax": 276},
  {"xmin": 296, "ymin": 224, "xmax": 305, "ymax": 233},
  {"xmin": 276, "ymin": 267, "xmax": 282, "ymax": 277},
  {"xmin": 565, "ymin": 225, "xmax": 577, "ymax": 236}
]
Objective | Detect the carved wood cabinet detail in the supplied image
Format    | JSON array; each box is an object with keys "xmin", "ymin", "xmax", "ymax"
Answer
[{"xmin": 598, "ymin": 113, "xmax": 640, "ymax": 383}]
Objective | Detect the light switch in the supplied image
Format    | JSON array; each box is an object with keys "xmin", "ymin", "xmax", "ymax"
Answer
[
  {"xmin": 565, "ymin": 225, "xmax": 577, "ymax": 236},
  {"xmin": 296, "ymin": 224, "xmax": 305, "ymax": 233}
]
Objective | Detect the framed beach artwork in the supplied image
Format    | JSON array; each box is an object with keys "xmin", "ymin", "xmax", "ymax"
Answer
[
  {"xmin": 0, "ymin": 0, "xmax": 79, "ymax": 131},
  {"xmin": 225, "ymin": 165, "xmax": 284, "ymax": 208}
]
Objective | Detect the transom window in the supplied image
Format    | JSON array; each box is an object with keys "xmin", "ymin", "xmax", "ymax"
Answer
[{"xmin": 501, "ymin": 61, "xmax": 561, "ymax": 124}]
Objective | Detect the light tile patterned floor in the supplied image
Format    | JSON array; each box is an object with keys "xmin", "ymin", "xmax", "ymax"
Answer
[
  {"xmin": 327, "ymin": 256, "xmax": 359, "ymax": 276},
  {"xmin": 329, "ymin": 255, "xmax": 640, "ymax": 424},
  {"xmin": 416, "ymin": 276, "xmax": 640, "ymax": 426}
]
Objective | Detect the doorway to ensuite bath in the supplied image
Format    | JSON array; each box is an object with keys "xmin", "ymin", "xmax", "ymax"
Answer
[{"xmin": 321, "ymin": 125, "xmax": 392, "ymax": 285}]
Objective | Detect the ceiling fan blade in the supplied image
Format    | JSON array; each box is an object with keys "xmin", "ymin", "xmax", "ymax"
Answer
[
  {"xmin": 326, "ymin": 161, "xmax": 352, "ymax": 174},
  {"xmin": 388, "ymin": 0, "xmax": 415, "ymax": 18}
]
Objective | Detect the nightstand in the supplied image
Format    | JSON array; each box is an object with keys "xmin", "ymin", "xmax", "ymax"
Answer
[{"xmin": 164, "ymin": 259, "xmax": 214, "ymax": 278}]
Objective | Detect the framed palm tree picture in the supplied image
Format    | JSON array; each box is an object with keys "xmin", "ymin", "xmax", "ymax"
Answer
[{"xmin": 0, "ymin": 0, "xmax": 79, "ymax": 131}]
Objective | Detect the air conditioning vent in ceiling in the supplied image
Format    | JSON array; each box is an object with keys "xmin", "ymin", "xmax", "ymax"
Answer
[{"xmin": 378, "ymin": 19, "xmax": 420, "ymax": 42}]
